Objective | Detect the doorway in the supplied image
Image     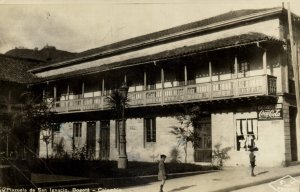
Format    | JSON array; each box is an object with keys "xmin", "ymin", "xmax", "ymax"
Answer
[
  {"xmin": 289, "ymin": 107, "xmax": 298, "ymax": 161},
  {"xmin": 86, "ymin": 122, "xmax": 96, "ymax": 159},
  {"xmin": 100, "ymin": 121, "xmax": 110, "ymax": 160},
  {"xmin": 194, "ymin": 115, "xmax": 212, "ymax": 162}
]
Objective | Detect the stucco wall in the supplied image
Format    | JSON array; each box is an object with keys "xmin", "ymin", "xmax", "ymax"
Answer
[
  {"xmin": 212, "ymin": 110, "xmax": 286, "ymax": 167},
  {"xmin": 39, "ymin": 110, "xmax": 287, "ymax": 167},
  {"xmin": 109, "ymin": 117, "xmax": 194, "ymax": 163}
]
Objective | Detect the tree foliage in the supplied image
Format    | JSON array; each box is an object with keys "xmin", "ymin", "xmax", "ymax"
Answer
[
  {"xmin": 2, "ymin": 91, "xmax": 58, "ymax": 158},
  {"xmin": 170, "ymin": 115, "xmax": 194, "ymax": 163},
  {"xmin": 211, "ymin": 143, "xmax": 232, "ymax": 169},
  {"xmin": 106, "ymin": 89, "xmax": 130, "ymax": 119}
]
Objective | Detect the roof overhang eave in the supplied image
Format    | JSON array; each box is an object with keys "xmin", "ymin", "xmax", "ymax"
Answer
[
  {"xmin": 28, "ymin": 7, "xmax": 283, "ymax": 74},
  {"xmin": 29, "ymin": 38, "xmax": 283, "ymax": 85}
]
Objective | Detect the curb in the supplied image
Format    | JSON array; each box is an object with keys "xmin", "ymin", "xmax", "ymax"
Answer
[{"xmin": 212, "ymin": 172, "xmax": 300, "ymax": 192}]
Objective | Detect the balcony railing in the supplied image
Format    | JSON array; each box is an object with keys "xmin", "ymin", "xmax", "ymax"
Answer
[{"xmin": 52, "ymin": 75, "xmax": 277, "ymax": 113}]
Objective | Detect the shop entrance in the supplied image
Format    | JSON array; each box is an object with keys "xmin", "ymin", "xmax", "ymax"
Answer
[
  {"xmin": 194, "ymin": 115, "xmax": 212, "ymax": 162},
  {"xmin": 289, "ymin": 107, "xmax": 298, "ymax": 161}
]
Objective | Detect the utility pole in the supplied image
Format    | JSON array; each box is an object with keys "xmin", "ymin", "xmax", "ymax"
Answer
[{"xmin": 288, "ymin": 2, "xmax": 300, "ymax": 155}]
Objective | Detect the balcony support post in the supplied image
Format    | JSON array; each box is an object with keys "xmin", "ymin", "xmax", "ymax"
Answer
[
  {"xmin": 144, "ymin": 71, "xmax": 147, "ymax": 105},
  {"xmin": 234, "ymin": 55, "xmax": 238, "ymax": 78},
  {"xmin": 234, "ymin": 55, "xmax": 239, "ymax": 96},
  {"xmin": 161, "ymin": 67, "xmax": 164, "ymax": 105},
  {"xmin": 263, "ymin": 50, "xmax": 267, "ymax": 75},
  {"xmin": 184, "ymin": 64, "xmax": 187, "ymax": 101},
  {"xmin": 54, "ymin": 86, "xmax": 57, "ymax": 110},
  {"xmin": 101, "ymin": 78, "xmax": 105, "ymax": 109},
  {"xmin": 184, "ymin": 64, "xmax": 187, "ymax": 86},
  {"xmin": 144, "ymin": 71, "xmax": 147, "ymax": 90},
  {"xmin": 67, "ymin": 83, "xmax": 70, "ymax": 112},
  {"xmin": 81, "ymin": 81, "xmax": 84, "ymax": 111},
  {"xmin": 209, "ymin": 61, "xmax": 212, "ymax": 99}
]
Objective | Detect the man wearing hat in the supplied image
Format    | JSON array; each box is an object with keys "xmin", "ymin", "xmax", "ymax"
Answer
[{"xmin": 158, "ymin": 154, "xmax": 167, "ymax": 192}]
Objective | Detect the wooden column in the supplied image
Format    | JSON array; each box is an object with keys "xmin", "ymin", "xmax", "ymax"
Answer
[
  {"xmin": 209, "ymin": 61, "xmax": 213, "ymax": 98},
  {"xmin": 53, "ymin": 86, "xmax": 57, "ymax": 110},
  {"xmin": 234, "ymin": 55, "xmax": 239, "ymax": 96},
  {"xmin": 161, "ymin": 67, "xmax": 164, "ymax": 104},
  {"xmin": 102, "ymin": 78, "xmax": 105, "ymax": 96},
  {"xmin": 67, "ymin": 83, "xmax": 70, "ymax": 100},
  {"xmin": 209, "ymin": 61, "xmax": 212, "ymax": 82},
  {"xmin": 82, "ymin": 81, "xmax": 85, "ymax": 98},
  {"xmin": 81, "ymin": 81, "xmax": 84, "ymax": 111},
  {"xmin": 234, "ymin": 55, "xmax": 238, "ymax": 78},
  {"xmin": 101, "ymin": 78, "xmax": 105, "ymax": 109},
  {"xmin": 184, "ymin": 64, "xmax": 188, "ymax": 86},
  {"xmin": 67, "ymin": 83, "xmax": 70, "ymax": 111},
  {"xmin": 161, "ymin": 67, "xmax": 164, "ymax": 88},
  {"xmin": 144, "ymin": 71, "xmax": 147, "ymax": 90},
  {"xmin": 263, "ymin": 50, "xmax": 267, "ymax": 75}
]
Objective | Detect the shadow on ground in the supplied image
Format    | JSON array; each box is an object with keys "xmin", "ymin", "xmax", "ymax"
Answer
[
  {"xmin": 256, "ymin": 171, "xmax": 269, "ymax": 176},
  {"xmin": 169, "ymin": 185, "xmax": 196, "ymax": 192}
]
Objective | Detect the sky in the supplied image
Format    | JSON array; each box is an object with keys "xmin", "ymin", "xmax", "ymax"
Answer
[{"xmin": 0, "ymin": 0, "xmax": 299, "ymax": 54}]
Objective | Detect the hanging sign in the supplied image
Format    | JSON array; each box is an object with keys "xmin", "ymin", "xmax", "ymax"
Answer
[{"xmin": 257, "ymin": 104, "xmax": 283, "ymax": 120}]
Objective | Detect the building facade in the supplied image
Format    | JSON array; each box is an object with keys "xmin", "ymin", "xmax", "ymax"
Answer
[{"xmin": 27, "ymin": 7, "xmax": 300, "ymax": 166}]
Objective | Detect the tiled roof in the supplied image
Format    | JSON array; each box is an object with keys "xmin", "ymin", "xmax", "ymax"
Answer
[
  {"xmin": 78, "ymin": 7, "xmax": 281, "ymax": 57},
  {"xmin": 35, "ymin": 32, "xmax": 283, "ymax": 83},
  {"xmin": 30, "ymin": 7, "xmax": 282, "ymax": 72},
  {"xmin": 0, "ymin": 55, "xmax": 41, "ymax": 84}
]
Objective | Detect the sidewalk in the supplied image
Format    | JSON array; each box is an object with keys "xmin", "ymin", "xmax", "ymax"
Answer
[{"xmin": 121, "ymin": 165, "xmax": 300, "ymax": 192}]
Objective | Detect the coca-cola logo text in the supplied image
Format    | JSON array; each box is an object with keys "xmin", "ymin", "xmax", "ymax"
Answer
[{"xmin": 258, "ymin": 109, "xmax": 282, "ymax": 120}]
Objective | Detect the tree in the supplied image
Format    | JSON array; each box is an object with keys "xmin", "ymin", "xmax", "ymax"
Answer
[
  {"xmin": 170, "ymin": 115, "xmax": 193, "ymax": 163},
  {"xmin": 170, "ymin": 105, "xmax": 203, "ymax": 163},
  {"xmin": 4, "ymin": 91, "xmax": 58, "ymax": 159},
  {"xmin": 106, "ymin": 87, "xmax": 130, "ymax": 168},
  {"xmin": 211, "ymin": 143, "xmax": 232, "ymax": 169},
  {"xmin": 106, "ymin": 89, "xmax": 129, "ymax": 119}
]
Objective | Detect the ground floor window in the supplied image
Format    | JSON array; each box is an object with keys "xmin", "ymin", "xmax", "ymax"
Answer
[
  {"xmin": 236, "ymin": 118, "xmax": 257, "ymax": 151},
  {"xmin": 144, "ymin": 118, "xmax": 156, "ymax": 143}
]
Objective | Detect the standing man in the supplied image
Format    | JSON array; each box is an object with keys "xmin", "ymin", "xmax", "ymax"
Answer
[
  {"xmin": 249, "ymin": 148, "xmax": 256, "ymax": 176},
  {"xmin": 158, "ymin": 154, "xmax": 167, "ymax": 192}
]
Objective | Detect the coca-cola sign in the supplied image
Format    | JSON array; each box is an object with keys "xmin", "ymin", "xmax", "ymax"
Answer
[{"xmin": 258, "ymin": 105, "xmax": 283, "ymax": 120}]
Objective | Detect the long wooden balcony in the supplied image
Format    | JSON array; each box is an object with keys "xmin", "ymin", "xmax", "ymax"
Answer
[{"xmin": 53, "ymin": 75, "xmax": 277, "ymax": 113}]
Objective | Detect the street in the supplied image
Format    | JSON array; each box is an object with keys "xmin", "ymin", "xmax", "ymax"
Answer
[
  {"xmin": 121, "ymin": 166, "xmax": 300, "ymax": 192},
  {"xmin": 233, "ymin": 176, "xmax": 300, "ymax": 192}
]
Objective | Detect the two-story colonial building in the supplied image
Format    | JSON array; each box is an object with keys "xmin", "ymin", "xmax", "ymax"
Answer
[{"xmin": 26, "ymin": 6, "xmax": 300, "ymax": 167}]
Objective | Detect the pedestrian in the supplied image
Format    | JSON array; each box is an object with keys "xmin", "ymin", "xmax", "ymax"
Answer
[
  {"xmin": 158, "ymin": 154, "xmax": 167, "ymax": 192},
  {"xmin": 249, "ymin": 148, "xmax": 256, "ymax": 176}
]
